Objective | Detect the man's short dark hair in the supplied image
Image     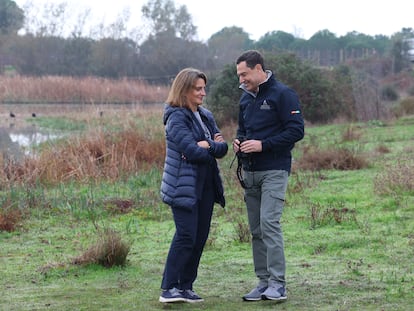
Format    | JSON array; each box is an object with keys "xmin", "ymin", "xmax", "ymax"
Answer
[{"xmin": 236, "ymin": 50, "xmax": 265, "ymax": 70}]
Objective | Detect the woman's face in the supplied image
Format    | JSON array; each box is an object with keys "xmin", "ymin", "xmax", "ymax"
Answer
[{"xmin": 187, "ymin": 78, "xmax": 206, "ymax": 111}]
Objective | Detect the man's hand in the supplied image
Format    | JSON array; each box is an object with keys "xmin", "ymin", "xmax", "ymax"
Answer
[
  {"xmin": 239, "ymin": 139, "xmax": 262, "ymax": 153},
  {"xmin": 233, "ymin": 139, "xmax": 241, "ymax": 153}
]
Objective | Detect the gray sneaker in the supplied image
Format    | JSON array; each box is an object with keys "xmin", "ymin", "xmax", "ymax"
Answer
[
  {"xmin": 181, "ymin": 289, "xmax": 204, "ymax": 303},
  {"xmin": 242, "ymin": 285, "xmax": 268, "ymax": 301},
  {"xmin": 261, "ymin": 283, "xmax": 287, "ymax": 301},
  {"xmin": 159, "ymin": 287, "xmax": 185, "ymax": 303}
]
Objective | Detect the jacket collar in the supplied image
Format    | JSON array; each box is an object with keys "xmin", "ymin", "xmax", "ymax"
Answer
[{"xmin": 239, "ymin": 70, "xmax": 273, "ymax": 98}]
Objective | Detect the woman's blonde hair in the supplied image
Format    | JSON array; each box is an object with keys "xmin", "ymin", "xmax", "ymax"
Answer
[{"xmin": 166, "ymin": 68, "xmax": 207, "ymax": 108}]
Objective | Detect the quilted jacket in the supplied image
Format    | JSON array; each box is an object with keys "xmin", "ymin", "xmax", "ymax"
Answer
[{"xmin": 160, "ymin": 104, "xmax": 228, "ymax": 211}]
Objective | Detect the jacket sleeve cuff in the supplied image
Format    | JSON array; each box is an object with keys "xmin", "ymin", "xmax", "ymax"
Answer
[{"xmin": 207, "ymin": 139, "xmax": 215, "ymax": 155}]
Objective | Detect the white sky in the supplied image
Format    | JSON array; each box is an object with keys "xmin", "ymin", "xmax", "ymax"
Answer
[{"xmin": 15, "ymin": 0, "xmax": 413, "ymax": 41}]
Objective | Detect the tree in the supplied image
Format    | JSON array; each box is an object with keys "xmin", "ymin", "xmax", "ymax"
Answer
[
  {"xmin": 9, "ymin": 35, "xmax": 66, "ymax": 75},
  {"xmin": 206, "ymin": 64, "xmax": 240, "ymax": 125},
  {"xmin": 207, "ymin": 26, "xmax": 253, "ymax": 70},
  {"xmin": 62, "ymin": 37, "xmax": 92, "ymax": 76},
  {"xmin": 307, "ymin": 29, "xmax": 339, "ymax": 66},
  {"xmin": 21, "ymin": 1, "xmax": 68, "ymax": 37},
  {"xmin": 90, "ymin": 38, "xmax": 138, "ymax": 78},
  {"xmin": 141, "ymin": 0, "xmax": 196, "ymax": 40},
  {"xmin": 255, "ymin": 30, "xmax": 295, "ymax": 51},
  {"xmin": 0, "ymin": 0, "xmax": 24, "ymax": 35},
  {"xmin": 137, "ymin": 32, "xmax": 207, "ymax": 82}
]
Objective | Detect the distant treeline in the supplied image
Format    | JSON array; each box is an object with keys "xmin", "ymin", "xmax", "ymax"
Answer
[
  {"xmin": 1, "ymin": 28, "xmax": 413, "ymax": 82},
  {"xmin": 1, "ymin": 0, "xmax": 413, "ymax": 81}
]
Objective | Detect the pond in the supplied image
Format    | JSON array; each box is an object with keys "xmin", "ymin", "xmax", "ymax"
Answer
[
  {"xmin": 0, "ymin": 102, "xmax": 161, "ymax": 162},
  {"xmin": 0, "ymin": 124, "xmax": 63, "ymax": 162}
]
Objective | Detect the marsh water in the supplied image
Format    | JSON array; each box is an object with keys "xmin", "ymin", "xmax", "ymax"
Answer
[
  {"xmin": 0, "ymin": 103, "xmax": 90, "ymax": 162},
  {"xmin": 0, "ymin": 124, "xmax": 61, "ymax": 162},
  {"xmin": 0, "ymin": 102, "xmax": 158, "ymax": 162}
]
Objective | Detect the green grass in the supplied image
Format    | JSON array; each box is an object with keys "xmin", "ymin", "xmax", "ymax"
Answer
[
  {"xmin": 31, "ymin": 116, "xmax": 89, "ymax": 131},
  {"xmin": 1, "ymin": 116, "xmax": 414, "ymax": 310}
]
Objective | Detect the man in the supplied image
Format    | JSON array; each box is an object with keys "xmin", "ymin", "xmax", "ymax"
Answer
[{"xmin": 233, "ymin": 50, "xmax": 304, "ymax": 302}]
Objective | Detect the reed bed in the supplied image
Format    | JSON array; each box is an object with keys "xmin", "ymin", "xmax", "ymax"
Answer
[{"xmin": 0, "ymin": 76, "xmax": 169, "ymax": 104}]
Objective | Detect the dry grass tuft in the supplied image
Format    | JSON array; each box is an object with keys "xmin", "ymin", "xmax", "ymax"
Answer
[
  {"xmin": 0, "ymin": 195, "xmax": 25, "ymax": 232},
  {"xmin": 374, "ymin": 158, "xmax": 414, "ymax": 195},
  {"xmin": 375, "ymin": 144, "xmax": 391, "ymax": 154},
  {"xmin": 0, "ymin": 208, "xmax": 22, "ymax": 232},
  {"xmin": 104, "ymin": 198, "xmax": 135, "ymax": 214},
  {"xmin": 72, "ymin": 229, "xmax": 131, "ymax": 268},
  {"xmin": 341, "ymin": 125, "xmax": 363, "ymax": 142},
  {"xmin": 310, "ymin": 201, "xmax": 358, "ymax": 229},
  {"xmin": 297, "ymin": 146, "xmax": 368, "ymax": 171}
]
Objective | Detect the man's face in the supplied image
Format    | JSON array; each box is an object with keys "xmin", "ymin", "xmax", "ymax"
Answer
[{"xmin": 236, "ymin": 61, "xmax": 261, "ymax": 93}]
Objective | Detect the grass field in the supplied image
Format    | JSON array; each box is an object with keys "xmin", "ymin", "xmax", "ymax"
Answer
[{"xmin": 1, "ymin": 105, "xmax": 413, "ymax": 310}]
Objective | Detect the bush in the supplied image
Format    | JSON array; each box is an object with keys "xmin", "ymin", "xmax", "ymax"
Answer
[
  {"xmin": 381, "ymin": 85, "xmax": 399, "ymax": 101},
  {"xmin": 408, "ymin": 85, "xmax": 414, "ymax": 96},
  {"xmin": 297, "ymin": 146, "xmax": 368, "ymax": 171},
  {"xmin": 206, "ymin": 64, "xmax": 241, "ymax": 125},
  {"xmin": 266, "ymin": 53, "xmax": 339, "ymax": 123},
  {"xmin": 208, "ymin": 52, "xmax": 352, "ymax": 124},
  {"xmin": 393, "ymin": 96, "xmax": 414, "ymax": 117},
  {"xmin": 0, "ymin": 209, "xmax": 22, "ymax": 232},
  {"xmin": 399, "ymin": 96, "xmax": 414, "ymax": 114}
]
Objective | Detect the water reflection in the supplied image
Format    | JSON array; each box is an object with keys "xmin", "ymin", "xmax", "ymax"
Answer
[
  {"xmin": 0, "ymin": 125, "xmax": 62, "ymax": 161},
  {"xmin": 10, "ymin": 131, "xmax": 60, "ymax": 149}
]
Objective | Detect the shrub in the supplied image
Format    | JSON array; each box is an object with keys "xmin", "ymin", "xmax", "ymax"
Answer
[
  {"xmin": 207, "ymin": 52, "xmax": 348, "ymax": 124},
  {"xmin": 0, "ymin": 209, "xmax": 22, "ymax": 232},
  {"xmin": 381, "ymin": 85, "xmax": 399, "ymax": 101},
  {"xmin": 206, "ymin": 64, "xmax": 241, "ymax": 125},
  {"xmin": 392, "ymin": 96, "xmax": 414, "ymax": 117},
  {"xmin": 297, "ymin": 146, "xmax": 368, "ymax": 171},
  {"xmin": 408, "ymin": 85, "xmax": 414, "ymax": 96},
  {"xmin": 398, "ymin": 96, "xmax": 414, "ymax": 115},
  {"xmin": 266, "ymin": 53, "xmax": 340, "ymax": 123}
]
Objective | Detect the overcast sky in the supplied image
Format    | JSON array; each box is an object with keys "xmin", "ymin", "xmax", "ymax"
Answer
[{"xmin": 15, "ymin": 0, "xmax": 413, "ymax": 41}]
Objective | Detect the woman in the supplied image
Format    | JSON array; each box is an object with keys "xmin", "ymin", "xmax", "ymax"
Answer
[{"xmin": 159, "ymin": 68, "xmax": 228, "ymax": 303}]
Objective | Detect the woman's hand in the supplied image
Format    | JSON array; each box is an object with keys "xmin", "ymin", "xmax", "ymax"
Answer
[
  {"xmin": 197, "ymin": 140, "xmax": 210, "ymax": 149},
  {"xmin": 214, "ymin": 133, "xmax": 224, "ymax": 142},
  {"xmin": 198, "ymin": 132, "xmax": 225, "ymax": 149}
]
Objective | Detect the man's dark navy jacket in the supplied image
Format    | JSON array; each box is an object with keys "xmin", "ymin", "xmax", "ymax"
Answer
[{"xmin": 237, "ymin": 71, "xmax": 305, "ymax": 173}]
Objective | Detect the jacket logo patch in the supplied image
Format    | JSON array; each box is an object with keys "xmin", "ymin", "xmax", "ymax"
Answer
[{"xmin": 260, "ymin": 100, "xmax": 271, "ymax": 110}]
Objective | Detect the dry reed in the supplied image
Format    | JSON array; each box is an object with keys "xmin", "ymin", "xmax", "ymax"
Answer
[
  {"xmin": 0, "ymin": 76, "xmax": 169, "ymax": 104},
  {"xmin": 34, "ymin": 129, "xmax": 163, "ymax": 184}
]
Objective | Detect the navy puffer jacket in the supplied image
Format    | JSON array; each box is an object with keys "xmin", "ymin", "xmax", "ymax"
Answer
[{"xmin": 160, "ymin": 104, "xmax": 228, "ymax": 211}]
